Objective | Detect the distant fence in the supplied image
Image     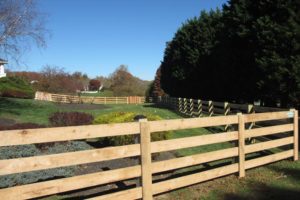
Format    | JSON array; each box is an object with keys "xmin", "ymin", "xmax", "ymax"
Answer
[
  {"xmin": 35, "ymin": 91, "xmax": 145, "ymax": 104},
  {"xmin": 152, "ymin": 96, "xmax": 289, "ymax": 133},
  {"xmin": 0, "ymin": 110, "xmax": 298, "ymax": 199},
  {"xmin": 152, "ymin": 96, "xmax": 287, "ymax": 115}
]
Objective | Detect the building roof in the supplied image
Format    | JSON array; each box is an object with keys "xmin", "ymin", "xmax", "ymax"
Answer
[{"xmin": 0, "ymin": 58, "xmax": 8, "ymax": 64}]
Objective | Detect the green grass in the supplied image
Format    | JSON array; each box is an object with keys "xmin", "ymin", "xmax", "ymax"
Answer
[{"xmin": 0, "ymin": 97, "xmax": 182, "ymax": 125}]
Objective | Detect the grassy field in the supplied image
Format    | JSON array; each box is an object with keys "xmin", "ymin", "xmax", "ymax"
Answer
[
  {"xmin": 0, "ymin": 97, "xmax": 299, "ymax": 200},
  {"xmin": 0, "ymin": 97, "xmax": 179, "ymax": 125}
]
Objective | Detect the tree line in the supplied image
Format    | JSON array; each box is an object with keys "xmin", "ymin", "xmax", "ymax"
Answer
[
  {"xmin": 151, "ymin": 0, "xmax": 300, "ymax": 108},
  {"xmin": 9, "ymin": 65, "xmax": 150, "ymax": 96}
]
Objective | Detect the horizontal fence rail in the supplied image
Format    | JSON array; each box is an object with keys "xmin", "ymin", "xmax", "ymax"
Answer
[
  {"xmin": 0, "ymin": 110, "xmax": 298, "ymax": 199},
  {"xmin": 35, "ymin": 91, "xmax": 145, "ymax": 104}
]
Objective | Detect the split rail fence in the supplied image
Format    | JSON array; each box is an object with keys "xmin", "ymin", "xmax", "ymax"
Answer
[
  {"xmin": 0, "ymin": 110, "xmax": 298, "ymax": 199},
  {"xmin": 154, "ymin": 96, "xmax": 286, "ymax": 116},
  {"xmin": 35, "ymin": 91, "xmax": 145, "ymax": 104}
]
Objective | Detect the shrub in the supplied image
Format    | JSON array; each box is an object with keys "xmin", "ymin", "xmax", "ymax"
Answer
[
  {"xmin": 49, "ymin": 112, "xmax": 94, "ymax": 127},
  {"xmin": 93, "ymin": 112, "xmax": 171, "ymax": 146},
  {"xmin": 0, "ymin": 77, "xmax": 35, "ymax": 99}
]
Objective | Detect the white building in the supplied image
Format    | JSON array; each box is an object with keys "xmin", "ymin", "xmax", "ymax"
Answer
[{"xmin": 0, "ymin": 59, "xmax": 7, "ymax": 78}]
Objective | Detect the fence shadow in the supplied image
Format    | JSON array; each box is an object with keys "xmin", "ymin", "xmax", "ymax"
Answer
[{"xmin": 222, "ymin": 182, "xmax": 300, "ymax": 200}]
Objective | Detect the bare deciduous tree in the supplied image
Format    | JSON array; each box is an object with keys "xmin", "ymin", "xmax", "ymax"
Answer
[{"xmin": 0, "ymin": 0, "xmax": 48, "ymax": 62}]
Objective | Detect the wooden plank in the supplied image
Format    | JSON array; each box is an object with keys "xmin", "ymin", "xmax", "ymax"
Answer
[
  {"xmin": 0, "ymin": 147, "xmax": 239, "ymax": 199},
  {"xmin": 139, "ymin": 120, "xmax": 153, "ymax": 200},
  {"xmin": 151, "ymin": 131, "xmax": 238, "ymax": 153},
  {"xmin": 244, "ymin": 111, "xmax": 290, "ymax": 123},
  {"xmin": 153, "ymin": 163, "xmax": 239, "ymax": 195},
  {"xmin": 238, "ymin": 114, "xmax": 245, "ymax": 178},
  {"xmin": 245, "ymin": 137, "xmax": 294, "ymax": 154},
  {"xmin": 244, "ymin": 124, "xmax": 293, "ymax": 138},
  {"xmin": 245, "ymin": 150, "xmax": 293, "ymax": 169},
  {"xmin": 90, "ymin": 163, "xmax": 240, "ymax": 200},
  {"xmin": 152, "ymin": 147, "xmax": 238, "ymax": 173},
  {"xmin": 3, "ymin": 150, "xmax": 291, "ymax": 200},
  {"xmin": 0, "ymin": 166, "xmax": 141, "ymax": 200},
  {"xmin": 0, "ymin": 144, "xmax": 140, "ymax": 175},
  {"xmin": 0, "ymin": 122, "xmax": 140, "ymax": 146},
  {"xmin": 88, "ymin": 187, "xmax": 142, "ymax": 200},
  {"xmin": 292, "ymin": 109, "xmax": 298, "ymax": 161},
  {"xmin": 149, "ymin": 115, "xmax": 238, "ymax": 133},
  {"xmin": 90, "ymin": 163, "xmax": 239, "ymax": 200}
]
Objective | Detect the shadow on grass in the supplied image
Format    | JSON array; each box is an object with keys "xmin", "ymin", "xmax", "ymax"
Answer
[{"xmin": 222, "ymin": 182, "xmax": 300, "ymax": 200}]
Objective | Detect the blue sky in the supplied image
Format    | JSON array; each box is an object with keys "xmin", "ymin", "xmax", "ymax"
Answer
[{"xmin": 14, "ymin": 0, "xmax": 228, "ymax": 80}]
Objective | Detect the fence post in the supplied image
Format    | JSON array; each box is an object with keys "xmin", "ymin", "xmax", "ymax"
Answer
[
  {"xmin": 208, "ymin": 100, "xmax": 214, "ymax": 117},
  {"xmin": 178, "ymin": 98, "xmax": 182, "ymax": 113},
  {"xmin": 238, "ymin": 113, "xmax": 245, "ymax": 178},
  {"xmin": 189, "ymin": 99, "xmax": 193, "ymax": 117},
  {"xmin": 183, "ymin": 98, "xmax": 187, "ymax": 114},
  {"xmin": 247, "ymin": 104, "xmax": 255, "ymax": 143},
  {"xmin": 197, "ymin": 99, "xmax": 202, "ymax": 117},
  {"xmin": 291, "ymin": 109, "xmax": 299, "ymax": 161},
  {"xmin": 139, "ymin": 119, "xmax": 153, "ymax": 200},
  {"xmin": 247, "ymin": 104, "xmax": 255, "ymax": 129},
  {"xmin": 224, "ymin": 102, "xmax": 230, "ymax": 131}
]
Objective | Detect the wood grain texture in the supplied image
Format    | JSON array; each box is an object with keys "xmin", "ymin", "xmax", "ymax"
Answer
[
  {"xmin": 149, "ymin": 115, "xmax": 238, "ymax": 133},
  {"xmin": 140, "ymin": 121, "xmax": 153, "ymax": 200},
  {"xmin": 0, "ymin": 122, "xmax": 140, "ymax": 146},
  {"xmin": 244, "ymin": 111, "xmax": 290, "ymax": 123},
  {"xmin": 238, "ymin": 114, "xmax": 245, "ymax": 178},
  {"xmin": 244, "ymin": 124, "xmax": 293, "ymax": 138}
]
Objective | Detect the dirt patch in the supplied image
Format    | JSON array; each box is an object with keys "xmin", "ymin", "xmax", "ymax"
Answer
[
  {"xmin": 0, "ymin": 118, "xmax": 16, "ymax": 126},
  {"xmin": 55, "ymin": 103, "xmax": 111, "ymax": 110}
]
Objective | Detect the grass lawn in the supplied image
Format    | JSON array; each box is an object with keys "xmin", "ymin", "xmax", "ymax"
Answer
[
  {"xmin": 0, "ymin": 97, "xmax": 180, "ymax": 125},
  {"xmin": 1, "ymin": 97, "xmax": 299, "ymax": 200}
]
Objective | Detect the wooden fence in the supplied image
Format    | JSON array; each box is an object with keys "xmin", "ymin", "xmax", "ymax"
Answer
[
  {"xmin": 0, "ymin": 110, "xmax": 298, "ymax": 199},
  {"xmin": 35, "ymin": 91, "xmax": 145, "ymax": 104},
  {"xmin": 153, "ymin": 96, "xmax": 286, "ymax": 116}
]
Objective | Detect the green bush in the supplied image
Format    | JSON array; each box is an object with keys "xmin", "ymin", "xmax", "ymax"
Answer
[
  {"xmin": 0, "ymin": 77, "xmax": 35, "ymax": 99},
  {"xmin": 93, "ymin": 112, "xmax": 171, "ymax": 146}
]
